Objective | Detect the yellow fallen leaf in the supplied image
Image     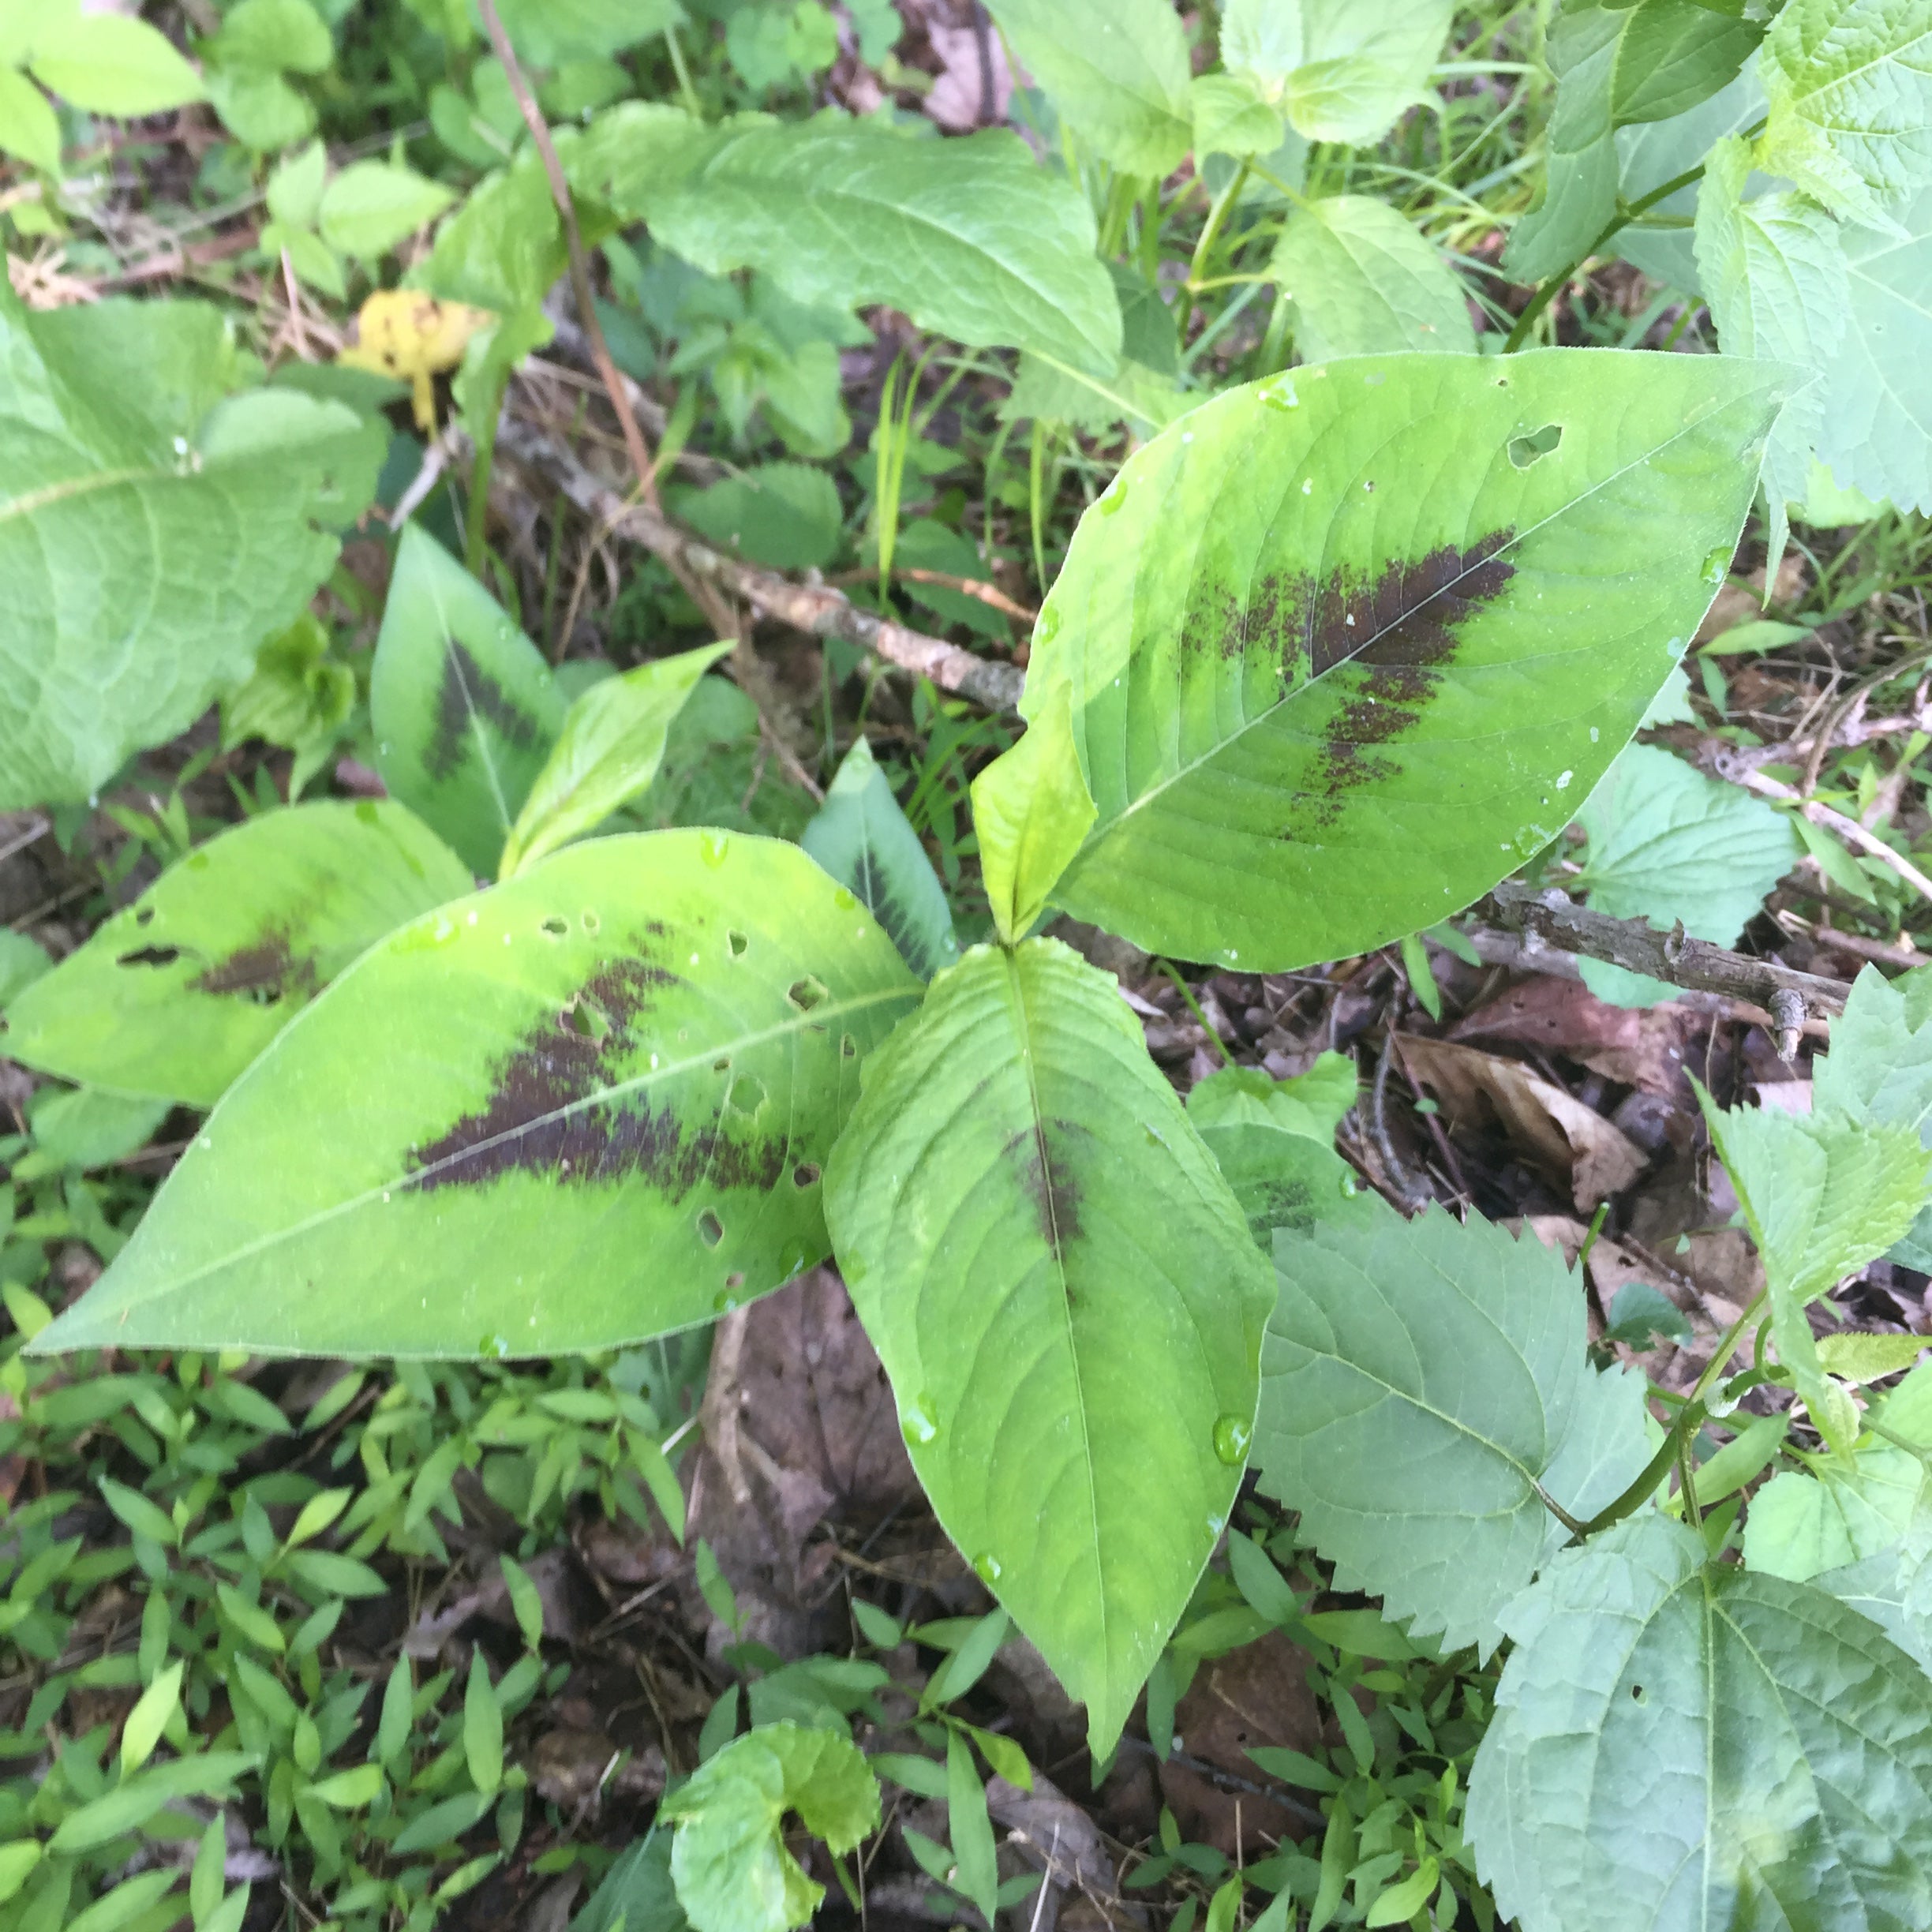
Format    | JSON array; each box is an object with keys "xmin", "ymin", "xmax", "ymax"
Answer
[{"xmin": 339, "ymin": 289, "xmax": 495, "ymax": 431}]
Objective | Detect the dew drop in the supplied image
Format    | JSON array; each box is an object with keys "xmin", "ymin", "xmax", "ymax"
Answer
[
  {"xmin": 1701, "ymin": 545, "xmax": 1731, "ymax": 585},
  {"xmin": 1263, "ymin": 377, "xmax": 1299, "ymax": 411},
  {"xmin": 1099, "ymin": 481, "xmax": 1129, "ymax": 516},
  {"xmin": 972, "ymin": 1552, "xmax": 1003, "ymax": 1586},
  {"xmin": 1212, "ymin": 1414, "xmax": 1252, "ymax": 1466},
  {"xmin": 1339, "ymin": 1170, "xmax": 1360, "ymax": 1198},
  {"xmin": 480, "ymin": 1333, "xmax": 510, "ymax": 1359},
  {"xmin": 833, "ymin": 887, "xmax": 859, "ymax": 911},
  {"xmin": 713, "ymin": 1290, "xmax": 739, "ymax": 1314},
  {"xmin": 1205, "ymin": 1514, "xmax": 1226, "ymax": 1540},
  {"xmin": 1589, "ymin": 726, "xmax": 1601, "ymax": 743},
  {"xmin": 900, "ymin": 1395, "xmax": 939, "ymax": 1447},
  {"xmin": 1556, "ymin": 769, "xmax": 1574, "ymax": 789},
  {"xmin": 699, "ymin": 829, "xmax": 730, "ymax": 868},
  {"xmin": 1301, "ymin": 477, "xmax": 1312, "ymax": 494},
  {"xmin": 1035, "ymin": 606, "xmax": 1062, "ymax": 645}
]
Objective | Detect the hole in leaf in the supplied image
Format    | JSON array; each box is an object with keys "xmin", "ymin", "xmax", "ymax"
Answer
[
  {"xmin": 727, "ymin": 929, "xmax": 749, "ymax": 957},
  {"xmin": 540, "ymin": 915, "xmax": 568, "ymax": 938},
  {"xmin": 118, "ymin": 946, "xmax": 182, "ymax": 968},
  {"xmin": 135, "ymin": 907, "xmax": 155, "ymax": 927},
  {"xmin": 792, "ymin": 1162, "xmax": 821, "ymax": 1188},
  {"xmin": 1507, "ymin": 423, "xmax": 1562, "ymax": 468},
  {"xmin": 728, "ymin": 1076, "xmax": 768, "ymax": 1114},
  {"xmin": 698, "ymin": 1210, "xmax": 724, "ymax": 1247},
  {"xmin": 725, "ymin": 1271, "xmax": 745, "ymax": 1290},
  {"xmin": 840, "ymin": 1034, "xmax": 858, "ymax": 1059},
  {"xmin": 562, "ymin": 995, "xmax": 612, "ymax": 1041},
  {"xmin": 787, "ymin": 976, "xmax": 828, "ymax": 1012},
  {"xmin": 713, "ymin": 1056, "xmax": 731, "ymax": 1072},
  {"xmin": 1630, "ymin": 1683, "xmax": 1646, "ymax": 1702}
]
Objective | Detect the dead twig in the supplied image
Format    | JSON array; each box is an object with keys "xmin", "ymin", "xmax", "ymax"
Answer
[
  {"xmin": 494, "ymin": 414, "xmax": 1026, "ymax": 711},
  {"xmin": 828, "ymin": 564, "xmax": 1037, "ymax": 623}
]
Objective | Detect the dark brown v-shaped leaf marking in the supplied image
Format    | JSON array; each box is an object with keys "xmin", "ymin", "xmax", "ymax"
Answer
[{"xmin": 426, "ymin": 641, "xmax": 545, "ymax": 783}]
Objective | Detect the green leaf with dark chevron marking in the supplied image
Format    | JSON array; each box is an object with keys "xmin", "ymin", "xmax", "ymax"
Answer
[
  {"xmin": 32, "ymin": 832, "xmax": 921, "ymax": 1358},
  {"xmin": 1017, "ymin": 349, "xmax": 1792, "ymax": 970},
  {"xmin": 823, "ymin": 938, "xmax": 1273, "ymax": 1755},
  {"xmin": 373, "ymin": 525, "xmax": 568, "ymax": 878},
  {"xmin": 1, "ymin": 801, "xmax": 472, "ymax": 1108}
]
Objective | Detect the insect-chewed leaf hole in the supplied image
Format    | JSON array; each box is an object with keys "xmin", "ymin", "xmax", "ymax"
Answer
[
  {"xmin": 1630, "ymin": 1683, "xmax": 1647, "ymax": 1703},
  {"xmin": 724, "ymin": 1270, "xmax": 745, "ymax": 1290},
  {"xmin": 792, "ymin": 1162, "xmax": 821, "ymax": 1188},
  {"xmin": 840, "ymin": 1033, "xmax": 858, "ymax": 1058},
  {"xmin": 540, "ymin": 915, "xmax": 568, "ymax": 938},
  {"xmin": 135, "ymin": 907, "xmax": 155, "ymax": 926},
  {"xmin": 698, "ymin": 1209, "xmax": 724, "ymax": 1247},
  {"xmin": 728, "ymin": 1075, "xmax": 768, "ymax": 1114},
  {"xmin": 1508, "ymin": 423, "xmax": 1562, "ymax": 467},
  {"xmin": 787, "ymin": 975, "xmax": 828, "ymax": 1011},
  {"xmin": 561, "ymin": 994, "xmax": 612, "ymax": 1041},
  {"xmin": 118, "ymin": 946, "xmax": 182, "ymax": 968},
  {"xmin": 727, "ymin": 929, "xmax": 749, "ymax": 957},
  {"xmin": 713, "ymin": 1055, "xmax": 731, "ymax": 1072}
]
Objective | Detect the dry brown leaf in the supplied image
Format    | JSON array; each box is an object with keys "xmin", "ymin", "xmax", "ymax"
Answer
[
  {"xmin": 1399, "ymin": 1035, "xmax": 1646, "ymax": 1210},
  {"xmin": 1450, "ymin": 975, "xmax": 1695, "ymax": 1098}
]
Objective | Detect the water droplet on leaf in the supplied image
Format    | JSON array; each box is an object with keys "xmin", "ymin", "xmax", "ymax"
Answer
[
  {"xmin": 900, "ymin": 1396, "xmax": 939, "ymax": 1447},
  {"xmin": 1212, "ymin": 1415, "xmax": 1252, "ymax": 1466},
  {"xmin": 972, "ymin": 1552, "xmax": 1003, "ymax": 1586},
  {"xmin": 480, "ymin": 1333, "xmax": 510, "ymax": 1359},
  {"xmin": 699, "ymin": 830, "xmax": 730, "ymax": 868},
  {"xmin": 1339, "ymin": 1170, "xmax": 1360, "ymax": 1198}
]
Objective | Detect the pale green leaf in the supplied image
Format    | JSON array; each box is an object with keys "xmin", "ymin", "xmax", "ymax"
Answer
[
  {"xmin": 825, "ymin": 939, "xmax": 1275, "ymax": 1754},
  {"xmin": 500, "ymin": 644, "xmax": 732, "ymax": 878},
  {"xmin": 1815, "ymin": 1507, "xmax": 1932, "ymax": 1672},
  {"xmin": 32, "ymin": 833, "xmax": 919, "ymax": 1357},
  {"xmin": 27, "ymin": 12, "xmax": 208, "ymax": 114},
  {"xmin": 1187, "ymin": 1057, "xmax": 1360, "ymax": 1245},
  {"xmin": 50, "ymin": 1752, "xmax": 257, "ymax": 1852},
  {"xmin": 678, "ymin": 462, "xmax": 844, "ymax": 571},
  {"xmin": 1018, "ymin": 349, "xmax": 1789, "ymax": 970},
  {"xmin": 1190, "ymin": 72, "xmax": 1284, "ymax": 161},
  {"xmin": 1818, "ymin": 1331, "xmax": 1930, "ymax": 1381},
  {"xmin": 1257, "ymin": 1199, "xmax": 1650, "ymax": 1655},
  {"xmin": 0, "ymin": 285, "xmax": 382, "ymax": 809},
  {"xmin": 318, "ymin": 160, "xmax": 456, "ymax": 260},
  {"xmin": 1466, "ymin": 1511, "xmax": 1932, "ymax": 1932},
  {"xmin": 208, "ymin": 0, "xmax": 333, "ymax": 75},
  {"xmin": 983, "ymin": 0, "xmax": 1193, "ymax": 178},
  {"xmin": 2, "ymin": 802, "xmax": 473, "ymax": 1107},
  {"xmin": 207, "ymin": 64, "xmax": 315, "ymax": 150},
  {"xmin": 800, "ymin": 737, "xmax": 959, "ymax": 980},
  {"xmin": 1756, "ymin": 0, "xmax": 1932, "ymax": 230},
  {"xmin": 1743, "ymin": 1440, "xmax": 1924, "ymax": 1581},
  {"xmin": 969, "ymin": 684, "xmax": 1096, "ymax": 945},
  {"xmin": 1503, "ymin": 0, "xmax": 1762, "ymax": 283},
  {"xmin": 1188, "ymin": 1054, "xmax": 1358, "ymax": 1142},
  {"xmin": 266, "ymin": 140, "xmax": 327, "ymax": 230},
  {"xmin": 1222, "ymin": 0, "xmax": 1456, "ymax": 145},
  {"xmin": 492, "ymin": 0, "xmax": 682, "ymax": 66},
  {"xmin": 0, "ymin": 1842, "xmax": 41, "ymax": 1908},
  {"xmin": 307, "ymin": 1762, "xmax": 384, "ymax": 1809},
  {"xmin": 0, "ymin": 69, "xmax": 60, "ymax": 174},
  {"xmin": 27, "ymin": 1088, "xmax": 167, "ymax": 1170},
  {"xmin": 1271, "ymin": 195, "xmax": 1474, "ymax": 360},
  {"xmin": 465, "ymin": 1652, "xmax": 504, "ymax": 1795},
  {"xmin": 417, "ymin": 139, "xmax": 571, "ymax": 319},
  {"xmin": 120, "ymin": 1661, "xmax": 183, "ymax": 1774},
  {"xmin": 661, "ymin": 1723, "xmax": 879, "ymax": 1932},
  {"xmin": 586, "ymin": 113, "xmax": 1122, "ymax": 376},
  {"xmin": 945, "ymin": 1728, "xmax": 998, "ymax": 1925},
  {"xmin": 373, "ymin": 524, "xmax": 568, "ymax": 877},
  {"xmin": 0, "ymin": 930, "xmax": 51, "ymax": 1005},
  {"xmin": 1694, "ymin": 133, "xmax": 1849, "ymax": 558}
]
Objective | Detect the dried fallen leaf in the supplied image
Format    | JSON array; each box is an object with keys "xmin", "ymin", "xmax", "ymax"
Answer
[
  {"xmin": 1399, "ymin": 1035, "xmax": 1647, "ymax": 1210},
  {"xmin": 1450, "ymin": 974, "xmax": 1695, "ymax": 1099}
]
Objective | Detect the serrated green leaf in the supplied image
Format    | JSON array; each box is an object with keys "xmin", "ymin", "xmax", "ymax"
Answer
[
  {"xmin": 27, "ymin": 12, "xmax": 207, "ymax": 114},
  {"xmin": 0, "ymin": 285, "xmax": 381, "ymax": 809},
  {"xmin": 1017, "ymin": 349, "xmax": 1789, "ymax": 970},
  {"xmin": 207, "ymin": 63, "xmax": 314, "ymax": 150},
  {"xmin": 826, "ymin": 939, "xmax": 1273, "ymax": 1754},
  {"xmin": 1222, "ymin": 0, "xmax": 1455, "ymax": 145},
  {"xmin": 1186, "ymin": 1059, "xmax": 1360, "ymax": 1246},
  {"xmin": 318, "ymin": 160, "xmax": 455, "ymax": 261},
  {"xmin": 661, "ymin": 1723, "xmax": 879, "ymax": 1932},
  {"xmin": 373, "ymin": 525, "xmax": 568, "ymax": 878},
  {"xmin": 501, "ymin": 646, "xmax": 733, "ymax": 878},
  {"xmin": 266, "ymin": 140, "xmax": 327, "ymax": 230},
  {"xmin": 1467, "ymin": 1511, "xmax": 1932, "ymax": 1932},
  {"xmin": 417, "ymin": 138, "xmax": 571, "ymax": 320},
  {"xmin": 1257, "ymin": 1199, "xmax": 1649, "ymax": 1655},
  {"xmin": 1694, "ymin": 133, "xmax": 1849, "ymax": 560},
  {"xmin": 983, "ymin": 0, "xmax": 1193, "ymax": 178},
  {"xmin": 1815, "ymin": 1504, "xmax": 1932, "ymax": 1671},
  {"xmin": 1504, "ymin": 0, "xmax": 1762, "ymax": 282},
  {"xmin": 801, "ymin": 738, "xmax": 959, "ymax": 980},
  {"xmin": 1571, "ymin": 743, "xmax": 1800, "ymax": 1008},
  {"xmin": 33, "ymin": 832, "xmax": 919, "ymax": 1357},
  {"xmin": 1756, "ymin": 0, "xmax": 1932, "ymax": 230},
  {"xmin": 1191, "ymin": 71, "xmax": 1285, "ymax": 160},
  {"xmin": 586, "ymin": 113, "xmax": 1121, "ymax": 376},
  {"xmin": 970, "ymin": 685, "xmax": 1095, "ymax": 945},
  {"xmin": 1271, "ymin": 196, "xmax": 1474, "ymax": 360},
  {"xmin": 1743, "ymin": 1440, "xmax": 1924, "ymax": 1582},
  {"xmin": 3, "ymin": 803, "xmax": 471, "ymax": 1107},
  {"xmin": 1818, "ymin": 1331, "xmax": 1929, "ymax": 1382}
]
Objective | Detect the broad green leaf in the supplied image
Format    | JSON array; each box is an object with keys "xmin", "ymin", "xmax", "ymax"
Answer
[
  {"xmin": 32, "ymin": 832, "xmax": 920, "ymax": 1357},
  {"xmin": 1757, "ymin": 0, "xmax": 1932, "ymax": 230},
  {"xmin": 1466, "ymin": 1511, "xmax": 1932, "ymax": 1932},
  {"xmin": 267, "ymin": 141, "xmax": 327, "ymax": 230},
  {"xmin": 0, "ymin": 285, "xmax": 382, "ymax": 809},
  {"xmin": 661, "ymin": 1723, "xmax": 879, "ymax": 1932},
  {"xmin": 207, "ymin": 63, "xmax": 315, "ymax": 150},
  {"xmin": 1700, "ymin": 1091, "xmax": 1928, "ymax": 1451},
  {"xmin": 1187, "ymin": 1057, "xmax": 1359, "ymax": 1246},
  {"xmin": 0, "ymin": 930, "xmax": 51, "ymax": 1004},
  {"xmin": 1694, "ymin": 134, "xmax": 1849, "ymax": 560},
  {"xmin": 3, "ymin": 802, "xmax": 473, "ymax": 1107},
  {"xmin": 417, "ymin": 138, "xmax": 572, "ymax": 319},
  {"xmin": 206, "ymin": 0, "xmax": 334, "ymax": 75},
  {"xmin": 0, "ymin": 69, "xmax": 60, "ymax": 174},
  {"xmin": 1571, "ymin": 743, "xmax": 1800, "ymax": 1007},
  {"xmin": 26, "ymin": 11, "xmax": 207, "ymax": 115},
  {"xmin": 969, "ymin": 687, "xmax": 1095, "ymax": 945},
  {"xmin": 800, "ymin": 738, "xmax": 959, "ymax": 980},
  {"xmin": 824, "ymin": 939, "xmax": 1275, "ymax": 1754},
  {"xmin": 1271, "ymin": 195, "xmax": 1474, "ymax": 360},
  {"xmin": 27, "ymin": 1088, "xmax": 169, "ymax": 1170},
  {"xmin": 1818, "ymin": 1331, "xmax": 1930, "ymax": 1381},
  {"xmin": 1191, "ymin": 72, "xmax": 1284, "ymax": 161},
  {"xmin": 318, "ymin": 160, "xmax": 456, "ymax": 260},
  {"xmin": 1019, "ymin": 349, "xmax": 1790, "ymax": 970},
  {"xmin": 1503, "ymin": 0, "xmax": 1762, "ymax": 283},
  {"xmin": 1816, "ymin": 183, "xmax": 1932, "ymax": 512},
  {"xmin": 678, "ymin": 462, "xmax": 844, "ymax": 571},
  {"xmin": 1257, "ymin": 1199, "xmax": 1650, "ymax": 1655},
  {"xmin": 570, "ymin": 1833, "xmax": 686, "ymax": 1932},
  {"xmin": 1743, "ymin": 1440, "xmax": 1924, "ymax": 1582},
  {"xmin": 500, "ymin": 645, "xmax": 733, "ymax": 878},
  {"xmin": 588, "ymin": 114, "xmax": 1123, "ymax": 376},
  {"xmin": 1222, "ymin": 0, "xmax": 1456, "ymax": 145},
  {"xmin": 1816, "ymin": 1507, "xmax": 1932, "ymax": 1672},
  {"xmin": 983, "ymin": 0, "xmax": 1193, "ymax": 178},
  {"xmin": 373, "ymin": 525, "xmax": 568, "ymax": 878},
  {"xmin": 1188, "ymin": 1054, "xmax": 1358, "ymax": 1141},
  {"xmin": 492, "ymin": 0, "xmax": 683, "ymax": 66}
]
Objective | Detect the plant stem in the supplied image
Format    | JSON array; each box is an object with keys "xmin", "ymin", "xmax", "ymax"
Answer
[
  {"xmin": 1177, "ymin": 161, "xmax": 1250, "ymax": 343},
  {"xmin": 1153, "ymin": 960, "xmax": 1229, "ymax": 1063}
]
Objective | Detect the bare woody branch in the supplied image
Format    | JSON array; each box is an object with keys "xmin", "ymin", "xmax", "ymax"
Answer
[{"xmin": 494, "ymin": 414, "xmax": 1028, "ymax": 713}]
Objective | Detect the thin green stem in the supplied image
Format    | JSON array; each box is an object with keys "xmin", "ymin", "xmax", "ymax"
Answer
[
  {"xmin": 1176, "ymin": 161, "xmax": 1250, "ymax": 343},
  {"xmin": 1153, "ymin": 960, "xmax": 1230, "ymax": 1063},
  {"xmin": 664, "ymin": 24, "xmax": 702, "ymax": 118}
]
